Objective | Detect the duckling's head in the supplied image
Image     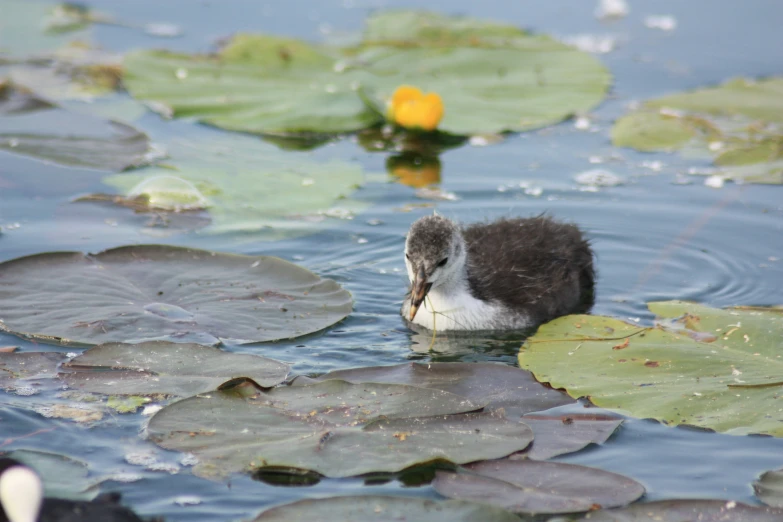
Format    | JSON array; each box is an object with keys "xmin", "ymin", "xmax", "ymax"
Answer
[
  {"xmin": 0, "ymin": 458, "xmax": 43, "ymax": 522},
  {"xmin": 404, "ymin": 214, "xmax": 466, "ymax": 320}
]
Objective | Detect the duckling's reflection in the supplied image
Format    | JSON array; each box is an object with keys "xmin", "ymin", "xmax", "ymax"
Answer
[{"xmin": 405, "ymin": 324, "xmax": 536, "ymax": 363}]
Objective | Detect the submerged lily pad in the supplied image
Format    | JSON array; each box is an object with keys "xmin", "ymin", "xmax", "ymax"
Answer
[
  {"xmin": 519, "ymin": 301, "xmax": 783, "ymax": 436},
  {"xmin": 611, "ymin": 78, "xmax": 783, "ymax": 184},
  {"xmin": 5, "ymin": 449, "xmax": 99, "ymax": 500},
  {"xmin": 577, "ymin": 499, "xmax": 783, "ymax": 521},
  {"xmin": 0, "ymin": 245, "xmax": 352, "ymax": 347},
  {"xmin": 62, "ymin": 342, "xmax": 290, "ymax": 398},
  {"xmin": 100, "ymin": 124, "xmax": 365, "ymax": 234},
  {"xmin": 0, "ymin": 352, "xmax": 67, "ymax": 395},
  {"xmin": 433, "ymin": 460, "xmax": 645, "ymax": 514},
  {"xmin": 0, "ymin": 81, "xmax": 153, "ymax": 171},
  {"xmin": 754, "ymin": 468, "xmax": 783, "ymax": 508},
  {"xmin": 253, "ymin": 495, "xmax": 520, "ymax": 522},
  {"xmin": 148, "ymin": 379, "xmax": 533, "ymax": 478},
  {"xmin": 123, "ymin": 10, "xmax": 609, "ymax": 136}
]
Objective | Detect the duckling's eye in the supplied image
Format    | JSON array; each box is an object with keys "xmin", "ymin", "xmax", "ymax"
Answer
[
  {"xmin": 405, "ymin": 253, "xmax": 411, "ymax": 261},
  {"xmin": 437, "ymin": 257, "xmax": 448, "ymax": 268}
]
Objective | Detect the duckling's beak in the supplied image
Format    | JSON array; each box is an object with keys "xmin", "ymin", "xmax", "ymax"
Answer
[{"xmin": 409, "ymin": 266, "xmax": 432, "ymax": 321}]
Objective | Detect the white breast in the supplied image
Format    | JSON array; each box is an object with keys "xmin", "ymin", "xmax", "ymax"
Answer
[{"xmin": 407, "ymin": 285, "xmax": 532, "ymax": 331}]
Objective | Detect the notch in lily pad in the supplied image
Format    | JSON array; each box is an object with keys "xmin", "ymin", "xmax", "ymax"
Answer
[{"xmin": 0, "ymin": 244, "xmax": 352, "ymax": 347}]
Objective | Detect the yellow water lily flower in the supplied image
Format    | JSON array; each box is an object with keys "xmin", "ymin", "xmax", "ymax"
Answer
[{"xmin": 387, "ymin": 85, "xmax": 444, "ymax": 132}]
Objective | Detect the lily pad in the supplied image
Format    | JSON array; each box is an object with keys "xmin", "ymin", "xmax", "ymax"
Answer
[
  {"xmin": 62, "ymin": 341, "xmax": 290, "ymax": 398},
  {"xmin": 0, "ymin": 81, "xmax": 153, "ymax": 171},
  {"xmin": 100, "ymin": 124, "xmax": 365, "ymax": 234},
  {"xmin": 611, "ymin": 78, "xmax": 783, "ymax": 184},
  {"xmin": 0, "ymin": 352, "xmax": 67, "ymax": 395},
  {"xmin": 147, "ymin": 379, "xmax": 533, "ymax": 478},
  {"xmin": 519, "ymin": 301, "xmax": 783, "ymax": 436},
  {"xmin": 0, "ymin": 0, "xmax": 91, "ymax": 57},
  {"xmin": 291, "ymin": 361, "xmax": 574, "ymax": 414},
  {"xmin": 576, "ymin": 499, "xmax": 783, "ymax": 521},
  {"xmin": 433, "ymin": 460, "xmax": 645, "ymax": 514},
  {"xmin": 517, "ymin": 413, "xmax": 623, "ymax": 460},
  {"xmin": 755, "ymin": 468, "xmax": 783, "ymax": 508},
  {"xmin": 253, "ymin": 495, "xmax": 520, "ymax": 522},
  {"xmin": 122, "ymin": 11, "xmax": 610, "ymax": 136},
  {"xmin": 0, "ymin": 245, "xmax": 352, "ymax": 346},
  {"xmin": 4, "ymin": 449, "xmax": 99, "ymax": 500}
]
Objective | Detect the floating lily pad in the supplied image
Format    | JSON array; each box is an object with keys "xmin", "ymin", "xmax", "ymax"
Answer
[
  {"xmin": 755, "ymin": 468, "xmax": 783, "ymax": 508},
  {"xmin": 123, "ymin": 11, "xmax": 610, "ymax": 136},
  {"xmin": 0, "ymin": 352, "xmax": 67, "ymax": 395},
  {"xmin": 611, "ymin": 78, "xmax": 783, "ymax": 184},
  {"xmin": 519, "ymin": 301, "xmax": 783, "ymax": 436},
  {"xmin": 576, "ymin": 499, "xmax": 783, "ymax": 521},
  {"xmin": 100, "ymin": 124, "xmax": 365, "ymax": 234},
  {"xmin": 292, "ymin": 361, "xmax": 573, "ymax": 414},
  {"xmin": 253, "ymin": 495, "xmax": 520, "ymax": 522},
  {"xmin": 517, "ymin": 413, "xmax": 623, "ymax": 460},
  {"xmin": 0, "ymin": 0, "xmax": 91, "ymax": 57},
  {"xmin": 62, "ymin": 342, "xmax": 290, "ymax": 398},
  {"xmin": 0, "ymin": 245, "xmax": 352, "ymax": 347},
  {"xmin": 433, "ymin": 460, "xmax": 645, "ymax": 514},
  {"xmin": 148, "ymin": 379, "xmax": 533, "ymax": 478},
  {"xmin": 0, "ymin": 81, "xmax": 153, "ymax": 171},
  {"xmin": 5, "ymin": 449, "xmax": 99, "ymax": 501}
]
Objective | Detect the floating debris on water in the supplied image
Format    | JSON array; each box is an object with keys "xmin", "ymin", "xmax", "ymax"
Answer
[
  {"xmin": 645, "ymin": 15, "xmax": 677, "ymax": 31},
  {"xmin": 640, "ymin": 160, "xmax": 665, "ymax": 172},
  {"xmin": 468, "ymin": 134, "xmax": 504, "ymax": 147},
  {"xmin": 595, "ymin": 0, "xmax": 629, "ymax": 19},
  {"xmin": 174, "ymin": 496, "xmax": 203, "ymax": 507},
  {"xmin": 573, "ymin": 115, "xmax": 593, "ymax": 130},
  {"xmin": 704, "ymin": 175, "xmax": 725, "ymax": 189},
  {"xmin": 574, "ymin": 168, "xmax": 625, "ymax": 187},
  {"xmin": 415, "ymin": 187, "xmax": 459, "ymax": 201},
  {"xmin": 144, "ymin": 23, "xmax": 183, "ymax": 37},
  {"xmin": 563, "ymin": 34, "xmax": 617, "ymax": 54}
]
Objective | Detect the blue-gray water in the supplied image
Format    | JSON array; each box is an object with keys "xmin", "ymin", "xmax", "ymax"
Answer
[{"xmin": 1, "ymin": 0, "xmax": 783, "ymax": 520}]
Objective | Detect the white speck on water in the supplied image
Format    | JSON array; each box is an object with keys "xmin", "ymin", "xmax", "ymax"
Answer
[
  {"xmin": 321, "ymin": 208, "xmax": 355, "ymax": 220},
  {"xmin": 579, "ymin": 186, "xmax": 600, "ymax": 193},
  {"xmin": 769, "ymin": 257, "xmax": 779, "ymax": 262},
  {"xmin": 141, "ymin": 404, "xmax": 163, "ymax": 416},
  {"xmin": 562, "ymin": 34, "xmax": 617, "ymax": 54},
  {"xmin": 174, "ymin": 496, "xmax": 202, "ymax": 507},
  {"xmin": 693, "ymin": 392, "xmax": 702, "ymax": 396},
  {"xmin": 726, "ymin": 501, "xmax": 737, "ymax": 509},
  {"xmin": 640, "ymin": 160, "xmax": 664, "ymax": 171},
  {"xmin": 672, "ymin": 174, "xmax": 693, "ymax": 185},
  {"xmin": 66, "ymin": 352, "xmax": 78, "ymax": 358},
  {"xmin": 573, "ymin": 115, "xmax": 593, "ymax": 130},
  {"xmin": 574, "ymin": 168, "xmax": 624, "ymax": 187},
  {"xmin": 645, "ymin": 15, "xmax": 677, "ymax": 31},
  {"xmin": 144, "ymin": 23, "xmax": 182, "ymax": 37},
  {"xmin": 497, "ymin": 185, "xmax": 508, "ymax": 193},
  {"xmin": 524, "ymin": 186, "xmax": 543, "ymax": 197},
  {"xmin": 107, "ymin": 473, "xmax": 143, "ymax": 483},
  {"xmin": 180, "ymin": 454, "xmax": 199, "ymax": 466},
  {"xmin": 357, "ymin": 237, "xmax": 368, "ymax": 244},
  {"xmin": 469, "ymin": 135, "xmax": 488, "ymax": 146},
  {"xmin": 688, "ymin": 166, "xmax": 716, "ymax": 176},
  {"xmin": 251, "ymin": 260, "xmax": 261, "ymax": 268},
  {"xmin": 366, "ymin": 219, "xmax": 382, "ymax": 226},
  {"xmin": 704, "ymin": 175, "xmax": 725, "ymax": 189},
  {"xmin": 12, "ymin": 386, "xmax": 38, "ymax": 396},
  {"xmin": 629, "ymin": 317, "xmax": 641, "ymax": 323},
  {"xmin": 416, "ymin": 187, "xmax": 459, "ymax": 201},
  {"xmin": 175, "ymin": 68, "xmax": 188, "ymax": 80},
  {"xmin": 8, "ymin": 138, "xmax": 18, "ymax": 148},
  {"xmin": 708, "ymin": 141, "xmax": 724, "ymax": 152},
  {"xmin": 293, "ymin": 255, "xmax": 305, "ymax": 261},
  {"xmin": 301, "ymin": 178, "xmax": 315, "ymax": 186},
  {"xmin": 595, "ymin": 0, "xmax": 628, "ymax": 19}
]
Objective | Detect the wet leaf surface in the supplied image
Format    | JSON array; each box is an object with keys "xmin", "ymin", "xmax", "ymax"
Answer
[
  {"xmin": 577, "ymin": 499, "xmax": 783, "ymax": 521},
  {"xmin": 4, "ymin": 449, "xmax": 99, "ymax": 500},
  {"xmin": 433, "ymin": 460, "xmax": 645, "ymax": 514},
  {"xmin": 0, "ymin": 81, "xmax": 153, "ymax": 171},
  {"xmin": 252, "ymin": 495, "xmax": 521, "ymax": 521},
  {"xmin": 516, "ymin": 413, "xmax": 623, "ymax": 460},
  {"xmin": 62, "ymin": 341, "xmax": 290, "ymax": 398},
  {"xmin": 0, "ymin": 245, "xmax": 352, "ymax": 346},
  {"xmin": 519, "ymin": 301, "xmax": 783, "ymax": 436},
  {"xmin": 148, "ymin": 379, "xmax": 533, "ymax": 478},
  {"xmin": 123, "ymin": 10, "xmax": 609, "ymax": 136}
]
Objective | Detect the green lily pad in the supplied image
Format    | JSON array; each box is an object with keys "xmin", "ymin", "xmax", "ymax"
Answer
[
  {"xmin": 253, "ymin": 496, "xmax": 520, "ymax": 522},
  {"xmin": 0, "ymin": 352, "xmax": 67, "ymax": 395},
  {"xmin": 0, "ymin": 0, "xmax": 91, "ymax": 57},
  {"xmin": 433, "ymin": 460, "xmax": 645, "ymax": 515},
  {"xmin": 291, "ymin": 361, "xmax": 574, "ymax": 414},
  {"xmin": 122, "ymin": 10, "xmax": 610, "ymax": 136},
  {"xmin": 519, "ymin": 301, "xmax": 783, "ymax": 436},
  {"xmin": 62, "ymin": 341, "xmax": 290, "ymax": 398},
  {"xmin": 517, "ymin": 413, "xmax": 623, "ymax": 460},
  {"xmin": 0, "ymin": 81, "xmax": 153, "ymax": 171},
  {"xmin": 101, "ymin": 124, "xmax": 365, "ymax": 234},
  {"xmin": 0, "ymin": 245, "xmax": 352, "ymax": 347},
  {"xmin": 611, "ymin": 78, "xmax": 783, "ymax": 184},
  {"xmin": 4, "ymin": 449, "xmax": 99, "ymax": 500},
  {"xmin": 755, "ymin": 468, "xmax": 783, "ymax": 508},
  {"xmin": 576, "ymin": 499, "xmax": 783, "ymax": 521},
  {"xmin": 148, "ymin": 379, "xmax": 533, "ymax": 478}
]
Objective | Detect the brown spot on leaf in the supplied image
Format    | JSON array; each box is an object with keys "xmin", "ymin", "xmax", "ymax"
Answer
[
  {"xmin": 612, "ymin": 339, "xmax": 630, "ymax": 350},
  {"xmin": 644, "ymin": 361, "xmax": 660, "ymax": 368}
]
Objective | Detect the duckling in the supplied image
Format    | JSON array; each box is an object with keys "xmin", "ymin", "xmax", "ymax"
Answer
[
  {"xmin": 0, "ymin": 458, "xmax": 156, "ymax": 522},
  {"xmin": 401, "ymin": 214, "xmax": 595, "ymax": 331}
]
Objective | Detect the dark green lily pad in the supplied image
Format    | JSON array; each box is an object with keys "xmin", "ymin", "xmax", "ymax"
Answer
[
  {"xmin": 147, "ymin": 379, "xmax": 533, "ymax": 478},
  {"xmin": 519, "ymin": 301, "xmax": 783, "ymax": 436},
  {"xmin": 434, "ymin": 460, "xmax": 645, "ymax": 514},
  {"xmin": 0, "ymin": 245, "xmax": 352, "ymax": 347},
  {"xmin": 292, "ymin": 361, "xmax": 573, "ymax": 414},
  {"xmin": 62, "ymin": 341, "xmax": 290, "ymax": 398},
  {"xmin": 754, "ymin": 468, "xmax": 783, "ymax": 508},
  {"xmin": 4, "ymin": 449, "xmax": 98, "ymax": 501},
  {"xmin": 0, "ymin": 81, "xmax": 153, "ymax": 171},
  {"xmin": 0, "ymin": 352, "xmax": 67, "ymax": 395},
  {"xmin": 517, "ymin": 413, "xmax": 623, "ymax": 460},
  {"xmin": 123, "ymin": 11, "xmax": 609, "ymax": 136},
  {"xmin": 253, "ymin": 495, "xmax": 520, "ymax": 522},
  {"xmin": 611, "ymin": 77, "xmax": 783, "ymax": 184},
  {"xmin": 577, "ymin": 499, "xmax": 783, "ymax": 521}
]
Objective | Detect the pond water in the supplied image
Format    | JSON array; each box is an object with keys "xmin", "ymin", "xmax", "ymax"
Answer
[{"xmin": 1, "ymin": 0, "xmax": 783, "ymax": 520}]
